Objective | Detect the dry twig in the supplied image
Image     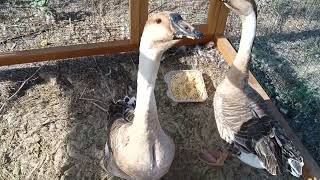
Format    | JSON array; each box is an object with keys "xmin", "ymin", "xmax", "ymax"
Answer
[
  {"xmin": 0, "ymin": 28, "xmax": 51, "ymax": 44},
  {"xmin": 92, "ymin": 102, "xmax": 108, "ymax": 112},
  {"xmin": 79, "ymin": 97, "xmax": 105, "ymax": 104},
  {"xmin": 0, "ymin": 67, "xmax": 42, "ymax": 113},
  {"xmin": 26, "ymin": 118, "xmax": 62, "ymax": 137},
  {"xmin": 149, "ymin": 2, "xmax": 169, "ymax": 13},
  {"xmin": 130, "ymin": 56, "xmax": 137, "ymax": 73},
  {"xmin": 78, "ymin": 89, "xmax": 108, "ymax": 112},
  {"xmin": 2, "ymin": 167, "xmax": 17, "ymax": 180},
  {"xmin": 26, "ymin": 154, "xmax": 47, "ymax": 180}
]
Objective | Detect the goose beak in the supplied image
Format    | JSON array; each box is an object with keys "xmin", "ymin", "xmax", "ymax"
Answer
[{"xmin": 170, "ymin": 13, "xmax": 204, "ymax": 40}]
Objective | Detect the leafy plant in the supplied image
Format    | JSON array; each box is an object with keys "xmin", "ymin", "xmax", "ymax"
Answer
[
  {"xmin": 31, "ymin": 0, "xmax": 48, "ymax": 7},
  {"xmin": 31, "ymin": 0, "xmax": 56, "ymax": 23}
]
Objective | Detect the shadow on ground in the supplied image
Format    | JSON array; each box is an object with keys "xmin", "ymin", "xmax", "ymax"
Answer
[{"xmin": 0, "ymin": 46, "xmax": 298, "ymax": 179}]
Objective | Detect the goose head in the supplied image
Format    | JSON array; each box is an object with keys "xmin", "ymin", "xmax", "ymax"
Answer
[
  {"xmin": 140, "ymin": 11, "xmax": 204, "ymax": 53},
  {"xmin": 221, "ymin": 0, "xmax": 257, "ymax": 16}
]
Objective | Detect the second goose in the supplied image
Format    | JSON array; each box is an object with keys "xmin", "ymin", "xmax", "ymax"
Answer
[{"xmin": 200, "ymin": 0, "xmax": 304, "ymax": 177}]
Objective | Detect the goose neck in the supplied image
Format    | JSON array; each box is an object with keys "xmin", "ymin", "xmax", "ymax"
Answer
[
  {"xmin": 233, "ymin": 12, "xmax": 256, "ymax": 73},
  {"xmin": 132, "ymin": 46, "xmax": 163, "ymax": 133},
  {"xmin": 227, "ymin": 11, "xmax": 256, "ymax": 86}
]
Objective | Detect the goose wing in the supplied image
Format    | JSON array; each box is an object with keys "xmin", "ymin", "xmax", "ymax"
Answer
[
  {"xmin": 221, "ymin": 86, "xmax": 303, "ymax": 176},
  {"xmin": 104, "ymin": 100, "xmax": 135, "ymax": 179}
]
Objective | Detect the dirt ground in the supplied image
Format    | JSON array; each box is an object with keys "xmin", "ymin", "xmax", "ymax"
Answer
[
  {"xmin": 0, "ymin": 0, "xmax": 319, "ymax": 179},
  {"xmin": 0, "ymin": 46, "xmax": 298, "ymax": 179}
]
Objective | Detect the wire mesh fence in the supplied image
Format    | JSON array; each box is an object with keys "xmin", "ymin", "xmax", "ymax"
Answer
[
  {"xmin": 225, "ymin": 0, "xmax": 320, "ymax": 164},
  {"xmin": 0, "ymin": 0, "xmax": 211, "ymax": 53},
  {"xmin": 0, "ymin": 0, "xmax": 319, "ymax": 165},
  {"xmin": 148, "ymin": 0, "xmax": 209, "ymax": 24},
  {"xmin": 0, "ymin": 0, "xmax": 130, "ymax": 52}
]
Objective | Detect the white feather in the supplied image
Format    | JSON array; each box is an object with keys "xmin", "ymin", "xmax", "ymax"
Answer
[
  {"xmin": 238, "ymin": 151, "xmax": 265, "ymax": 169},
  {"xmin": 288, "ymin": 158, "xmax": 304, "ymax": 177}
]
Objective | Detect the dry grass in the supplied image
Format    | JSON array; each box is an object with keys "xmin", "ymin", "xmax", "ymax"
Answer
[
  {"xmin": 0, "ymin": 0, "xmax": 319, "ymax": 178},
  {"xmin": 0, "ymin": 45, "xmax": 296, "ymax": 179}
]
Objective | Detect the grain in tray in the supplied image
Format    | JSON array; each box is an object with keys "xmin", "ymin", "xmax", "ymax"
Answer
[{"xmin": 170, "ymin": 72, "xmax": 204, "ymax": 101}]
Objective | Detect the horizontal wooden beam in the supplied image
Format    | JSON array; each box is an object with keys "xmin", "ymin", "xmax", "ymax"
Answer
[
  {"xmin": 0, "ymin": 25, "xmax": 211, "ymax": 67},
  {"xmin": 214, "ymin": 35, "xmax": 320, "ymax": 179},
  {"xmin": 0, "ymin": 20, "xmax": 318, "ymax": 178},
  {"xmin": 0, "ymin": 40, "xmax": 138, "ymax": 67}
]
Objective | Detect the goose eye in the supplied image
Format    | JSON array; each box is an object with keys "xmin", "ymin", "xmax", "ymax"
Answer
[{"xmin": 155, "ymin": 18, "xmax": 162, "ymax": 24}]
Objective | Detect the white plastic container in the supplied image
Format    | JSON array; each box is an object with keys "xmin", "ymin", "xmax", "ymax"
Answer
[{"xmin": 164, "ymin": 70, "xmax": 208, "ymax": 103}]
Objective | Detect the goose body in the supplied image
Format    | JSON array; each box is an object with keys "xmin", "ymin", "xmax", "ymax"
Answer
[
  {"xmin": 104, "ymin": 12, "xmax": 203, "ymax": 180},
  {"xmin": 210, "ymin": 0, "xmax": 304, "ymax": 177}
]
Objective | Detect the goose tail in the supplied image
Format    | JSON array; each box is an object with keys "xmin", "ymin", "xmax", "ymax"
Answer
[
  {"xmin": 108, "ymin": 96, "xmax": 136, "ymax": 128},
  {"xmin": 287, "ymin": 156, "xmax": 304, "ymax": 177},
  {"xmin": 254, "ymin": 125, "xmax": 304, "ymax": 177},
  {"xmin": 273, "ymin": 127, "xmax": 304, "ymax": 177}
]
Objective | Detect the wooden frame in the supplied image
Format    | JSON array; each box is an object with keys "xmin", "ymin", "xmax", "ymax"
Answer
[
  {"xmin": 0, "ymin": 0, "xmax": 319, "ymax": 178},
  {"xmin": 0, "ymin": 25, "xmax": 211, "ymax": 66}
]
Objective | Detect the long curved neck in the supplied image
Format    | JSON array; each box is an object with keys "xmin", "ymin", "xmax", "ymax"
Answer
[
  {"xmin": 132, "ymin": 45, "xmax": 162, "ymax": 133},
  {"xmin": 227, "ymin": 11, "xmax": 256, "ymax": 85}
]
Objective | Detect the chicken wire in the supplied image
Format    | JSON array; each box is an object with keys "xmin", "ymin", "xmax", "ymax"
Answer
[
  {"xmin": 0, "ymin": 0, "xmax": 130, "ymax": 52},
  {"xmin": 148, "ymin": 0, "xmax": 209, "ymax": 24},
  {"xmin": 0, "ymin": 0, "xmax": 209, "ymax": 52},
  {"xmin": 225, "ymin": 0, "xmax": 320, "ymax": 164},
  {"xmin": 0, "ymin": 0, "xmax": 211, "ymax": 52},
  {"xmin": 1, "ymin": 0, "xmax": 319, "ymax": 166}
]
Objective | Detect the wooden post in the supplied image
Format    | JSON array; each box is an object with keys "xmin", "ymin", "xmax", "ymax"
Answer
[
  {"xmin": 207, "ymin": 0, "xmax": 229, "ymax": 36},
  {"xmin": 215, "ymin": 4, "xmax": 229, "ymax": 35},
  {"xmin": 139, "ymin": 0, "xmax": 149, "ymax": 39},
  {"xmin": 207, "ymin": 0, "xmax": 219, "ymax": 35},
  {"xmin": 129, "ymin": 0, "xmax": 149, "ymax": 45},
  {"xmin": 129, "ymin": 0, "xmax": 141, "ymax": 44},
  {"xmin": 0, "ymin": 2, "xmax": 320, "ymax": 178}
]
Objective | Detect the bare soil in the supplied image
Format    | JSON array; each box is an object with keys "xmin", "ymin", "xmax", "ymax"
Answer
[
  {"xmin": 0, "ymin": 0, "xmax": 319, "ymax": 179},
  {"xmin": 0, "ymin": 46, "xmax": 297, "ymax": 179}
]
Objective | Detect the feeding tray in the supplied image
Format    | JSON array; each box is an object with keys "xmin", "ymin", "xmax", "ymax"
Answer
[{"xmin": 164, "ymin": 70, "xmax": 208, "ymax": 102}]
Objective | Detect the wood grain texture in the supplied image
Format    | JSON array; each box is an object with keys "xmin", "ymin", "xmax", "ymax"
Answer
[
  {"xmin": 207, "ymin": 0, "xmax": 229, "ymax": 36},
  {"xmin": 214, "ymin": 35, "xmax": 320, "ymax": 179},
  {"xmin": 207, "ymin": 0, "xmax": 220, "ymax": 35},
  {"xmin": 0, "ymin": 25, "xmax": 210, "ymax": 67},
  {"xmin": 0, "ymin": 40, "xmax": 138, "ymax": 66},
  {"xmin": 129, "ymin": 0, "xmax": 141, "ymax": 44},
  {"xmin": 139, "ymin": 0, "xmax": 149, "ymax": 40},
  {"xmin": 129, "ymin": 0, "xmax": 149, "ymax": 44},
  {"xmin": 215, "ymin": 4, "xmax": 229, "ymax": 35}
]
